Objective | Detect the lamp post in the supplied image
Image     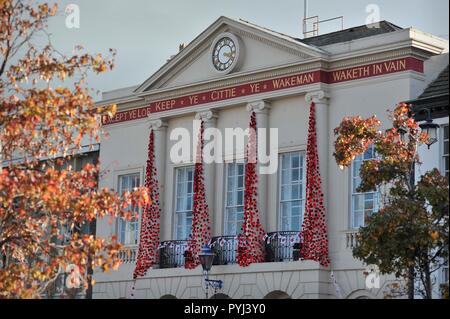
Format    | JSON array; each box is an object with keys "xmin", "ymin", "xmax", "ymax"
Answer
[
  {"xmin": 419, "ymin": 109, "xmax": 440, "ymax": 149},
  {"xmin": 404, "ymin": 105, "xmax": 439, "ymax": 298},
  {"xmin": 198, "ymin": 246, "xmax": 223, "ymax": 299}
]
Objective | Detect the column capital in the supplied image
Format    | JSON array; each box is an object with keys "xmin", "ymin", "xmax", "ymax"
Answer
[
  {"xmin": 305, "ymin": 90, "xmax": 330, "ymax": 104},
  {"xmin": 147, "ymin": 118, "xmax": 168, "ymax": 131},
  {"xmin": 246, "ymin": 100, "xmax": 271, "ymax": 114},
  {"xmin": 195, "ymin": 110, "xmax": 219, "ymax": 122}
]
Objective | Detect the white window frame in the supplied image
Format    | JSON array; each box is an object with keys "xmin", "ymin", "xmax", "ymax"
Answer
[
  {"xmin": 173, "ymin": 165, "xmax": 195, "ymax": 240},
  {"xmin": 224, "ymin": 161, "xmax": 246, "ymax": 236},
  {"xmin": 442, "ymin": 124, "xmax": 449, "ymax": 177},
  {"xmin": 278, "ymin": 151, "xmax": 306, "ymax": 232},
  {"xmin": 441, "ymin": 262, "xmax": 449, "ymax": 286},
  {"xmin": 116, "ymin": 172, "xmax": 141, "ymax": 246},
  {"xmin": 350, "ymin": 145, "xmax": 380, "ymax": 229}
]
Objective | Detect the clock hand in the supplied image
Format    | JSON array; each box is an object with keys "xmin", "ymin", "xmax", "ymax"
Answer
[{"xmin": 222, "ymin": 52, "xmax": 234, "ymax": 58}]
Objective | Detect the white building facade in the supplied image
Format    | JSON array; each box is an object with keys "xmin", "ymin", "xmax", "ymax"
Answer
[{"xmin": 93, "ymin": 17, "xmax": 449, "ymax": 299}]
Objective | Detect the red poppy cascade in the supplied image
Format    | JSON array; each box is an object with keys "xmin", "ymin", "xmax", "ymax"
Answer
[
  {"xmin": 184, "ymin": 120, "xmax": 212, "ymax": 269},
  {"xmin": 300, "ymin": 102, "xmax": 330, "ymax": 268},
  {"xmin": 133, "ymin": 129, "xmax": 161, "ymax": 279},
  {"xmin": 236, "ymin": 112, "xmax": 266, "ymax": 267}
]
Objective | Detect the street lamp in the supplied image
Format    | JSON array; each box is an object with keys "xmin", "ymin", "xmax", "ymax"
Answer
[
  {"xmin": 419, "ymin": 109, "xmax": 440, "ymax": 149},
  {"xmin": 198, "ymin": 245, "xmax": 223, "ymax": 299},
  {"xmin": 397, "ymin": 126, "xmax": 408, "ymax": 143}
]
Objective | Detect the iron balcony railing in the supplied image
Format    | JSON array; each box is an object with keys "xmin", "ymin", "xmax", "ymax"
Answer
[
  {"xmin": 207, "ymin": 231, "xmax": 302, "ymax": 266},
  {"xmin": 264, "ymin": 231, "xmax": 301, "ymax": 262},
  {"xmin": 117, "ymin": 232, "xmax": 303, "ymax": 269},
  {"xmin": 210, "ymin": 236, "xmax": 238, "ymax": 266},
  {"xmin": 159, "ymin": 240, "xmax": 189, "ymax": 269}
]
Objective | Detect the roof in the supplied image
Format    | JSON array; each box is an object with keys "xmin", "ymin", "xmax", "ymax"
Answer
[
  {"xmin": 410, "ymin": 65, "xmax": 449, "ymax": 121},
  {"xmin": 103, "ymin": 18, "xmax": 409, "ymax": 100},
  {"xmin": 301, "ymin": 21, "xmax": 403, "ymax": 47},
  {"xmin": 418, "ymin": 65, "xmax": 449, "ymax": 99},
  {"xmin": 134, "ymin": 16, "xmax": 327, "ymax": 94},
  {"xmin": 238, "ymin": 19, "xmax": 403, "ymax": 48}
]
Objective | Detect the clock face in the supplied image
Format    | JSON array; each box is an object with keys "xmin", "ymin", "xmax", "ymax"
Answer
[{"xmin": 212, "ymin": 36, "xmax": 237, "ymax": 72}]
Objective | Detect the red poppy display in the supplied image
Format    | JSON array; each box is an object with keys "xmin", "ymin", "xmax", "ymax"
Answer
[
  {"xmin": 133, "ymin": 129, "xmax": 162, "ymax": 279},
  {"xmin": 185, "ymin": 120, "xmax": 212, "ymax": 269},
  {"xmin": 237, "ymin": 112, "xmax": 266, "ymax": 267},
  {"xmin": 300, "ymin": 103, "xmax": 330, "ymax": 268}
]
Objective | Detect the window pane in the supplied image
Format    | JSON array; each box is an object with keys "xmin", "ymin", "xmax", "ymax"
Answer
[
  {"xmin": 237, "ymin": 174, "xmax": 244, "ymax": 188},
  {"xmin": 292, "ymin": 168, "xmax": 300, "ymax": 182},
  {"xmin": 292, "ymin": 154, "xmax": 300, "ymax": 168},
  {"xmin": 238, "ymin": 164, "xmax": 244, "ymax": 176},
  {"xmin": 225, "ymin": 163, "xmax": 245, "ymax": 236},
  {"xmin": 281, "ymin": 169, "xmax": 289, "ymax": 185},
  {"xmin": 281, "ymin": 185, "xmax": 290, "ymax": 201},
  {"xmin": 353, "ymin": 211, "xmax": 364, "ymax": 229},
  {"xmin": 291, "ymin": 184, "xmax": 300, "ymax": 200},
  {"xmin": 279, "ymin": 152, "xmax": 306, "ymax": 231},
  {"xmin": 351, "ymin": 145, "xmax": 380, "ymax": 229},
  {"xmin": 175, "ymin": 166, "xmax": 194, "ymax": 240},
  {"xmin": 353, "ymin": 194, "xmax": 364, "ymax": 211},
  {"xmin": 118, "ymin": 173, "xmax": 141, "ymax": 245}
]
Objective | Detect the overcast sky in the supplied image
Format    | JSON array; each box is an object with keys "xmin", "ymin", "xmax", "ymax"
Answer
[{"xmin": 46, "ymin": 0, "xmax": 449, "ymax": 96}]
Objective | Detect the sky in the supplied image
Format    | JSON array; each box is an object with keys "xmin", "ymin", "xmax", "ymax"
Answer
[{"xmin": 45, "ymin": 0, "xmax": 450, "ymax": 96}]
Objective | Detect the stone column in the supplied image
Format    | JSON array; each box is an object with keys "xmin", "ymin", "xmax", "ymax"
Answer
[
  {"xmin": 195, "ymin": 110, "xmax": 218, "ymax": 235},
  {"xmin": 148, "ymin": 118, "xmax": 168, "ymax": 239},
  {"xmin": 305, "ymin": 90, "xmax": 330, "ymax": 208},
  {"xmin": 246, "ymin": 100, "xmax": 271, "ymax": 231}
]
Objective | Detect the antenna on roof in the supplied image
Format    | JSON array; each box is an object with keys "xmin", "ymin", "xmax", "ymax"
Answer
[
  {"xmin": 303, "ymin": 0, "xmax": 308, "ymax": 23},
  {"xmin": 302, "ymin": 0, "xmax": 344, "ymax": 39}
]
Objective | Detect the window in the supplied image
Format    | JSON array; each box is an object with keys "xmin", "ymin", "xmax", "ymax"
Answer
[
  {"xmin": 351, "ymin": 145, "xmax": 380, "ymax": 229},
  {"xmin": 279, "ymin": 152, "xmax": 306, "ymax": 231},
  {"xmin": 175, "ymin": 166, "xmax": 194, "ymax": 240},
  {"xmin": 443, "ymin": 125, "xmax": 449, "ymax": 178},
  {"xmin": 442, "ymin": 261, "xmax": 449, "ymax": 285},
  {"xmin": 117, "ymin": 173, "xmax": 141, "ymax": 245},
  {"xmin": 225, "ymin": 162, "xmax": 245, "ymax": 236}
]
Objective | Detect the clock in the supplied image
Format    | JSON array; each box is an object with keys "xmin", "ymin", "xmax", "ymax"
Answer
[{"xmin": 210, "ymin": 33, "xmax": 242, "ymax": 74}]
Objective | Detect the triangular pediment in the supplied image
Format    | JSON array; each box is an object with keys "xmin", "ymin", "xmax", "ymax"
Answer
[{"xmin": 135, "ymin": 16, "xmax": 326, "ymax": 94}]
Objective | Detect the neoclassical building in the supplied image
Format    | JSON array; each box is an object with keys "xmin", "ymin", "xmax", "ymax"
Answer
[{"xmin": 93, "ymin": 17, "xmax": 449, "ymax": 299}]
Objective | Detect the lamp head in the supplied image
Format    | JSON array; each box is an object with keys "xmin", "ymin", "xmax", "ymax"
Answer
[{"xmin": 198, "ymin": 245, "xmax": 214, "ymax": 272}]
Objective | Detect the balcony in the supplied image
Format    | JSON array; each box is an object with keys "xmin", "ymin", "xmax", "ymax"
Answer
[
  {"xmin": 345, "ymin": 230, "xmax": 359, "ymax": 249},
  {"xmin": 159, "ymin": 240, "xmax": 189, "ymax": 269},
  {"xmin": 118, "ymin": 231, "xmax": 302, "ymax": 269},
  {"xmin": 210, "ymin": 236, "xmax": 238, "ymax": 266},
  {"xmin": 264, "ymin": 231, "xmax": 301, "ymax": 262},
  {"xmin": 118, "ymin": 246, "xmax": 138, "ymax": 264}
]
